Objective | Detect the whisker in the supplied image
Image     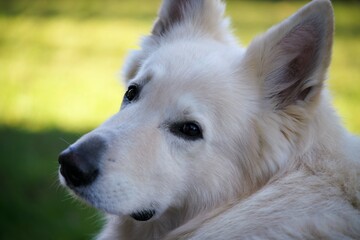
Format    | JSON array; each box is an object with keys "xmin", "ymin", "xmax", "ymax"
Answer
[{"xmin": 59, "ymin": 137, "xmax": 71, "ymax": 146}]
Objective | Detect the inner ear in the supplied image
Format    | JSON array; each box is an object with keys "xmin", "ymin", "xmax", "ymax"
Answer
[
  {"xmin": 152, "ymin": 0, "xmax": 184, "ymax": 36},
  {"xmin": 244, "ymin": 0, "xmax": 334, "ymax": 111},
  {"xmin": 298, "ymin": 86, "xmax": 313, "ymax": 101},
  {"xmin": 265, "ymin": 20, "xmax": 323, "ymax": 109},
  {"xmin": 152, "ymin": 0, "xmax": 204, "ymax": 36}
]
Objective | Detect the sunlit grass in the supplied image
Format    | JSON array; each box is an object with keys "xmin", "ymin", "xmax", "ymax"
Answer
[
  {"xmin": 0, "ymin": 17, "xmax": 151, "ymax": 131},
  {"xmin": 0, "ymin": 0, "xmax": 359, "ymax": 133}
]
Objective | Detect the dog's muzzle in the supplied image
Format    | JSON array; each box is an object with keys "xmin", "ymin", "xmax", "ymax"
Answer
[{"xmin": 58, "ymin": 136, "xmax": 106, "ymax": 188}]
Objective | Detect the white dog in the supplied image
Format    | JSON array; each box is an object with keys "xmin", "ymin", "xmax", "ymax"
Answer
[{"xmin": 58, "ymin": 0, "xmax": 360, "ymax": 239}]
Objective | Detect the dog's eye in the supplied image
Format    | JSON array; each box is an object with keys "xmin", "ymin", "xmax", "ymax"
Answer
[
  {"xmin": 125, "ymin": 85, "xmax": 139, "ymax": 102},
  {"xmin": 170, "ymin": 122, "xmax": 203, "ymax": 140}
]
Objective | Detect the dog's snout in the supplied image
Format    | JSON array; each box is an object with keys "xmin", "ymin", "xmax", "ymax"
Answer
[{"xmin": 58, "ymin": 137, "xmax": 106, "ymax": 187}]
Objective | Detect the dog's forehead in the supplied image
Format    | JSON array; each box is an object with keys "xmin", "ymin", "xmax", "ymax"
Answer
[
  {"xmin": 136, "ymin": 43, "xmax": 233, "ymax": 106},
  {"xmin": 141, "ymin": 39, "xmax": 237, "ymax": 86},
  {"xmin": 126, "ymin": 39, "xmax": 255, "ymax": 124}
]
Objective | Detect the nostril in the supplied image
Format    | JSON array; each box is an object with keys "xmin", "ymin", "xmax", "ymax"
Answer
[{"xmin": 58, "ymin": 147, "xmax": 99, "ymax": 187}]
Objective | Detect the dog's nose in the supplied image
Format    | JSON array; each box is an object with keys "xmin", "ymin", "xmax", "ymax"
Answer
[
  {"xmin": 58, "ymin": 148, "xmax": 98, "ymax": 187},
  {"xmin": 58, "ymin": 137, "xmax": 106, "ymax": 187}
]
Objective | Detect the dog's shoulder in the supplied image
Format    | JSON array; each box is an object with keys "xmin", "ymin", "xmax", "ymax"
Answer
[{"xmin": 165, "ymin": 165, "xmax": 360, "ymax": 240}]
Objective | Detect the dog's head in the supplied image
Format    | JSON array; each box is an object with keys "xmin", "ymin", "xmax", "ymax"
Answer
[{"xmin": 59, "ymin": 0, "xmax": 333, "ymax": 221}]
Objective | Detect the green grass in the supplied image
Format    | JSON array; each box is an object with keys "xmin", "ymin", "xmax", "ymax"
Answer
[
  {"xmin": 0, "ymin": 1, "xmax": 359, "ymax": 239},
  {"xmin": 0, "ymin": 127, "xmax": 103, "ymax": 239}
]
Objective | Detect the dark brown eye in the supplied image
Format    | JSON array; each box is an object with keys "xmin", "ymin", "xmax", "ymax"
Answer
[
  {"xmin": 125, "ymin": 85, "xmax": 139, "ymax": 102},
  {"xmin": 170, "ymin": 122, "xmax": 203, "ymax": 140},
  {"xmin": 181, "ymin": 122, "xmax": 201, "ymax": 137}
]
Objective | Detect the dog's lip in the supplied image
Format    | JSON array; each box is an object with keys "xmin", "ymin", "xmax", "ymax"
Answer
[{"xmin": 130, "ymin": 209, "xmax": 156, "ymax": 221}]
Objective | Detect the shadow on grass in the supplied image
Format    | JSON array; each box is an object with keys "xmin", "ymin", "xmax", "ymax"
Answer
[{"xmin": 0, "ymin": 126, "xmax": 103, "ymax": 240}]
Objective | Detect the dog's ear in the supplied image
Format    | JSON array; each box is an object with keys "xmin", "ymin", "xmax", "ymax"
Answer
[
  {"xmin": 123, "ymin": 0, "xmax": 233, "ymax": 83},
  {"xmin": 152, "ymin": 0, "xmax": 204, "ymax": 36},
  {"xmin": 244, "ymin": 0, "xmax": 333, "ymax": 110},
  {"xmin": 151, "ymin": 0, "xmax": 232, "ymax": 41}
]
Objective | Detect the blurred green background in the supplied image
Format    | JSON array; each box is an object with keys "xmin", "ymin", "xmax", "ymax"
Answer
[{"xmin": 0, "ymin": 0, "xmax": 359, "ymax": 239}]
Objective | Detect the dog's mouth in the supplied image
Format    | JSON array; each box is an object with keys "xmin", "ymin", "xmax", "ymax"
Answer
[
  {"xmin": 61, "ymin": 175, "xmax": 158, "ymax": 222},
  {"xmin": 130, "ymin": 209, "xmax": 156, "ymax": 221}
]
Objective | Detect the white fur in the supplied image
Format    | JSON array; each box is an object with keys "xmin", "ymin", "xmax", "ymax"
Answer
[{"xmin": 60, "ymin": 0, "xmax": 360, "ymax": 239}]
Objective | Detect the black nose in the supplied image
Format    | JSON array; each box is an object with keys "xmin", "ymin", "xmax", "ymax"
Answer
[{"xmin": 58, "ymin": 137, "xmax": 105, "ymax": 187}]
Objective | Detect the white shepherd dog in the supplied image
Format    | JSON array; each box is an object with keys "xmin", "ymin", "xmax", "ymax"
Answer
[{"xmin": 58, "ymin": 0, "xmax": 360, "ymax": 239}]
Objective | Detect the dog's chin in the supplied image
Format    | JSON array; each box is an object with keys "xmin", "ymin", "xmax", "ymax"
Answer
[
  {"xmin": 59, "ymin": 175, "xmax": 158, "ymax": 222},
  {"xmin": 72, "ymin": 189, "xmax": 158, "ymax": 222}
]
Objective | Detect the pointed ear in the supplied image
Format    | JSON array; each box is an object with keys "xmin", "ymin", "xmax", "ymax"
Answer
[
  {"xmin": 245, "ymin": 0, "xmax": 334, "ymax": 110},
  {"xmin": 151, "ymin": 0, "xmax": 231, "ymax": 41},
  {"xmin": 122, "ymin": 0, "xmax": 232, "ymax": 83},
  {"xmin": 123, "ymin": 0, "xmax": 206, "ymax": 83},
  {"xmin": 152, "ymin": 0, "xmax": 204, "ymax": 36}
]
